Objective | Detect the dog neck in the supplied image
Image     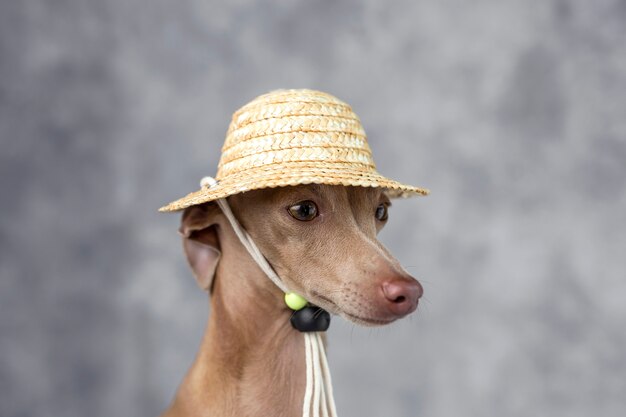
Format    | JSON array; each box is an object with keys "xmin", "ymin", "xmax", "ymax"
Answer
[{"xmin": 166, "ymin": 231, "xmax": 307, "ymax": 417}]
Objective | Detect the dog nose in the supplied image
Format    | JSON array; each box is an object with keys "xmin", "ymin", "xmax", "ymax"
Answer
[{"xmin": 381, "ymin": 278, "xmax": 423, "ymax": 317}]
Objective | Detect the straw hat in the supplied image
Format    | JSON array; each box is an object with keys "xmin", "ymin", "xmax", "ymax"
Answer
[{"xmin": 159, "ymin": 89, "xmax": 429, "ymax": 212}]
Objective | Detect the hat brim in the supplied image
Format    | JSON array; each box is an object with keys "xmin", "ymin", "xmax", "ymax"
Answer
[{"xmin": 159, "ymin": 162, "xmax": 429, "ymax": 212}]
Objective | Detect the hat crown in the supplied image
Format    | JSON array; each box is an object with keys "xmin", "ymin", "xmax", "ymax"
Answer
[
  {"xmin": 216, "ymin": 89, "xmax": 375, "ymax": 179},
  {"xmin": 159, "ymin": 88, "xmax": 429, "ymax": 212}
]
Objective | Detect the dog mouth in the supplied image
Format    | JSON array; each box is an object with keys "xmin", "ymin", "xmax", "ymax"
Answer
[
  {"xmin": 342, "ymin": 311, "xmax": 396, "ymax": 326},
  {"xmin": 309, "ymin": 291, "xmax": 397, "ymax": 327}
]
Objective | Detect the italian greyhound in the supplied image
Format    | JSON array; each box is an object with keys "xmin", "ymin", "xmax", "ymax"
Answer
[{"xmin": 160, "ymin": 184, "xmax": 423, "ymax": 417}]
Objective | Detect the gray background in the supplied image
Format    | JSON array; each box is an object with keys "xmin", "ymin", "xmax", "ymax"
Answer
[{"xmin": 1, "ymin": 0, "xmax": 625, "ymax": 416}]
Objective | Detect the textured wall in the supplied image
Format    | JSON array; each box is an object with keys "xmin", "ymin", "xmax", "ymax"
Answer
[{"xmin": 1, "ymin": 1, "xmax": 625, "ymax": 416}]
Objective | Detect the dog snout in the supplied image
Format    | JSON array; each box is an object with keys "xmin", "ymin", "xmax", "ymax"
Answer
[{"xmin": 380, "ymin": 277, "xmax": 423, "ymax": 317}]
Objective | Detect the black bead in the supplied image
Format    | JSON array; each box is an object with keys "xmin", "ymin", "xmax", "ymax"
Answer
[{"xmin": 290, "ymin": 306, "xmax": 331, "ymax": 332}]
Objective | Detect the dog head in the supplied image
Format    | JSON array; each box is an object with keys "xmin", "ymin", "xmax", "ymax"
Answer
[{"xmin": 180, "ymin": 184, "xmax": 423, "ymax": 326}]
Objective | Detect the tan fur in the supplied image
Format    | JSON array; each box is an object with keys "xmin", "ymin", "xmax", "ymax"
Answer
[{"xmin": 161, "ymin": 185, "xmax": 422, "ymax": 416}]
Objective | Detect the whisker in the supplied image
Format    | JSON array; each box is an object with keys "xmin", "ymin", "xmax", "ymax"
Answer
[{"xmin": 313, "ymin": 308, "xmax": 325, "ymax": 319}]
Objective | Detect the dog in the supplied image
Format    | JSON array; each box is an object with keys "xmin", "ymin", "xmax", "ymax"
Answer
[{"xmin": 158, "ymin": 89, "xmax": 428, "ymax": 417}]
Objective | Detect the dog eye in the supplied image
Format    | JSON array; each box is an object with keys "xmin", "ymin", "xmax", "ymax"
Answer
[
  {"xmin": 288, "ymin": 200, "xmax": 319, "ymax": 221},
  {"xmin": 375, "ymin": 203, "xmax": 389, "ymax": 221}
]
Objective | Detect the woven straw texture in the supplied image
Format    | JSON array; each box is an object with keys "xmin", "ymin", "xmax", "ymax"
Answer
[{"xmin": 159, "ymin": 89, "xmax": 429, "ymax": 212}]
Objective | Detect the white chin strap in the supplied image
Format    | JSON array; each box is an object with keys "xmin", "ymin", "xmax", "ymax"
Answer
[{"xmin": 200, "ymin": 177, "xmax": 338, "ymax": 417}]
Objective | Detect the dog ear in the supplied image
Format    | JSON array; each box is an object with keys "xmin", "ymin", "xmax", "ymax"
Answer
[{"xmin": 179, "ymin": 203, "xmax": 222, "ymax": 292}]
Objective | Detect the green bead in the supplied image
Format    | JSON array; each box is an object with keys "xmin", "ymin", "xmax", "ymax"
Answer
[{"xmin": 284, "ymin": 292, "xmax": 308, "ymax": 311}]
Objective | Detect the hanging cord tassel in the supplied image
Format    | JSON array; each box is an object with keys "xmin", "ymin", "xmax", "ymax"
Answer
[
  {"xmin": 317, "ymin": 332, "xmax": 337, "ymax": 417},
  {"xmin": 312, "ymin": 333, "xmax": 322, "ymax": 417},
  {"xmin": 303, "ymin": 333, "xmax": 336, "ymax": 417},
  {"xmin": 303, "ymin": 333, "xmax": 314, "ymax": 417},
  {"xmin": 200, "ymin": 177, "xmax": 338, "ymax": 417}
]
